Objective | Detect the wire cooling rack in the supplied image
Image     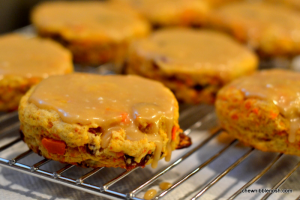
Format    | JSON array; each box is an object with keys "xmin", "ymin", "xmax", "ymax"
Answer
[
  {"xmin": 1, "ymin": 26, "xmax": 300, "ymax": 199},
  {"xmin": 1, "ymin": 104, "xmax": 300, "ymax": 200}
]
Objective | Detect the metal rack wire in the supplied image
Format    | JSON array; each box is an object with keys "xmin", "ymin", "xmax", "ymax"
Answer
[{"xmin": 0, "ymin": 106, "xmax": 300, "ymax": 200}]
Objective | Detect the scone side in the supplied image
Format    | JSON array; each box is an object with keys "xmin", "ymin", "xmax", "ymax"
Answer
[
  {"xmin": 19, "ymin": 87, "xmax": 181, "ymax": 169},
  {"xmin": 216, "ymin": 87, "xmax": 300, "ymax": 155}
]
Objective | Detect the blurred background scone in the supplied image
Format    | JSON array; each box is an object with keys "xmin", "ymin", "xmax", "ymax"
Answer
[
  {"xmin": 113, "ymin": 0, "xmax": 242, "ymax": 28},
  {"xmin": 216, "ymin": 69, "xmax": 300, "ymax": 155},
  {"xmin": 113, "ymin": 0, "xmax": 210, "ymax": 27},
  {"xmin": 127, "ymin": 28, "xmax": 258, "ymax": 104},
  {"xmin": 267, "ymin": 0, "xmax": 300, "ymax": 10},
  {"xmin": 209, "ymin": 2, "xmax": 300, "ymax": 57},
  {"xmin": 0, "ymin": 34, "xmax": 73, "ymax": 112},
  {"xmin": 31, "ymin": 1, "xmax": 151, "ymax": 66},
  {"xmin": 19, "ymin": 73, "xmax": 183, "ymax": 170}
]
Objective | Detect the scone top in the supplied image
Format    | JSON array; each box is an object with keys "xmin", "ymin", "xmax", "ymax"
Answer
[
  {"xmin": 31, "ymin": 1, "xmax": 151, "ymax": 42},
  {"xmin": 131, "ymin": 28, "xmax": 257, "ymax": 81},
  {"xmin": 225, "ymin": 69, "xmax": 300, "ymax": 143},
  {"xmin": 28, "ymin": 73, "xmax": 178, "ymax": 168},
  {"xmin": 0, "ymin": 34, "xmax": 73, "ymax": 79}
]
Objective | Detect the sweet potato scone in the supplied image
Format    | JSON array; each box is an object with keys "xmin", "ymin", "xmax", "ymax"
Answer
[
  {"xmin": 19, "ymin": 73, "xmax": 185, "ymax": 170},
  {"xmin": 209, "ymin": 2, "xmax": 300, "ymax": 57},
  {"xmin": 31, "ymin": 1, "xmax": 150, "ymax": 66},
  {"xmin": 0, "ymin": 34, "xmax": 73, "ymax": 112},
  {"xmin": 267, "ymin": 0, "xmax": 300, "ymax": 10},
  {"xmin": 216, "ymin": 69, "xmax": 300, "ymax": 155},
  {"xmin": 126, "ymin": 28, "xmax": 258, "ymax": 104},
  {"xmin": 112, "ymin": 0, "xmax": 210, "ymax": 27}
]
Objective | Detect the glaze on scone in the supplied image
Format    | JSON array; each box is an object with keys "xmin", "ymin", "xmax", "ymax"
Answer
[
  {"xmin": 216, "ymin": 69, "xmax": 300, "ymax": 155},
  {"xmin": 127, "ymin": 28, "xmax": 258, "ymax": 104},
  {"xmin": 0, "ymin": 34, "xmax": 73, "ymax": 111},
  {"xmin": 31, "ymin": 1, "xmax": 150, "ymax": 66},
  {"xmin": 19, "ymin": 73, "xmax": 183, "ymax": 170},
  {"xmin": 209, "ymin": 2, "xmax": 300, "ymax": 57}
]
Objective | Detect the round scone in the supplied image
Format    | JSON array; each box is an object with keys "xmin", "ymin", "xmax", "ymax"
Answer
[
  {"xmin": 0, "ymin": 34, "xmax": 73, "ymax": 112},
  {"xmin": 19, "ymin": 73, "xmax": 184, "ymax": 170},
  {"xmin": 216, "ymin": 69, "xmax": 300, "ymax": 155},
  {"xmin": 31, "ymin": 1, "xmax": 150, "ymax": 66},
  {"xmin": 267, "ymin": 0, "xmax": 300, "ymax": 10},
  {"xmin": 126, "ymin": 28, "xmax": 258, "ymax": 104},
  {"xmin": 209, "ymin": 2, "xmax": 300, "ymax": 57},
  {"xmin": 111, "ymin": 0, "xmax": 210, "ymax": 27}
]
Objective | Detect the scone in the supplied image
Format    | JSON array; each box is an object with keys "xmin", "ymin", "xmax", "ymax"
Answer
[
  {"xmin": 267, "ymin": 0, "xmax": 300, "ymax": 10},
  {"xmin": 0, "ymin": 34, "xmax": 73, "ymax": 112},
  {"xmin": 31, "ymin": 1, "xmax": 150, "ymax": 66},
  {"xmin": 209, "ymin": 2, "xmax": 300, "ymax": 57},
  {"xmin": 19, "ymin": 73, "xmax": 184, "ymax": 170},
  {"xmin": 216, "ymin": 69, "xmax": 300, "ymax": 155},
  {"xmin": 126, "ymin": 28, "xmax": 258, "ymax": 104},
  {"xmin": 112, "ymin": 0, "xmax": 211, "ymax": 27}
]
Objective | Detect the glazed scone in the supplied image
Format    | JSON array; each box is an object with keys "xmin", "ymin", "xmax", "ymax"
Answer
[
  {"xmin": 216, "ymin": 69, "xmax": 300, "ymax": 155},
  {"xmin": 126, "ymin": 28, "xmax": 258, "ymax": 104},
  {"xmin": 112, "ymin": 0, "xmax": 210, "ymax": 27},
  {"xmin": 19, "ymin": 73, "xmax": 184, "ymax": 170},
  {"xmin": 204, "ymin": 0, "xmax": 242, "ymax": 7},
  {"xmin": 209, "ymin": 2, "xmax": 300, "ymax": 57},
  {"xmin": 267, "ymin": 0, "xmax": 300, "ymax": 10},
  {"xmin": 31, "ymin": 1, "xmax": 150, "ymax": 66},
  {"xmin": 0, "ymin": 34, "xmax": 73, "ymax": 112}
]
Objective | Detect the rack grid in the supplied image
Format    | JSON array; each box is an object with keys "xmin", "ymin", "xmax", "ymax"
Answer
[{"xmin": 0, "ymin": 105, "xmax": 300, "ymax": 200}]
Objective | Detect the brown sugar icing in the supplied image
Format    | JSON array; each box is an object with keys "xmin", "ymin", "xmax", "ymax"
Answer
[
  {"xmin": 231, "ymin": 70, "xmax": 300, "ymax": 143},
  {"xmin": 28, "ymin": 73, "xmax": 177, "ymax": 168},
  {"xmin": 0, "ymin": 34, "xmax": 72, "ymax": 79},
  {"xmin": 133, "ymin": 28, "xmax": 257, "ymax": 80}
]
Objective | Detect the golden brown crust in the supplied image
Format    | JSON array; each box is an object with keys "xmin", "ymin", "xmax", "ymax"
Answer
[{"xmin": 216, "ymin": 86, "xmax": 300, "ymax": 155}]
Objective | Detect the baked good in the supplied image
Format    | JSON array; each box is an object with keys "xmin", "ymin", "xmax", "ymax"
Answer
[
  {"xmin": 31, "ymin": 1, "xmax": 150, "ymax": 66},
  {"xmin": 216, "ymin": 69, "xmax": 300, "ymax": 155},
  {"xmin": 113, "ymin": 0, "xmax": 243, "ymax": 27},
  {"xmin": 19, "ymin": 73, "xmax": 184, "ymax": 170},
  {"xmin": 204, "ymin": 0, "xmax": 242, "ymax": 7},
  {"xmin": 0, "ymin": 34, "xmax": 73, "ymax": 112},
  {"xmin": 112, "ymin": 0, "xmax": 210, "ymax": 27},
  {"xmin": 209, "ymin": 2, "xmax": 300, "ymax": 57},
  {"xmin": 126, "ymin": 28, "xmax": 258, "ymax": 104},
  {"xmin": 267, "ymin": 0, "xmax": 300, "ymax": 10}
]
